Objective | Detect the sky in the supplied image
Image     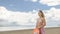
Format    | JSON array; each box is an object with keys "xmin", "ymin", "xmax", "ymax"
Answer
[
  {"xmin": 0, "ymin": 0, "xmax": 60, "ymax": 11},
  {"xmin": 0, "ymin": 0, "xmax": 60, "ymax": 30}
]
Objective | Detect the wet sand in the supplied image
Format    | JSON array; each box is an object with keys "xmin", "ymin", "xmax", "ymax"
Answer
[{"xmin": 0, "ymin": 27, "xmax": 60, "ymax": 34}]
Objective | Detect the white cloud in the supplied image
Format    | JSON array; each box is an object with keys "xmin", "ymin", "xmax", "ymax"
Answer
[
  {"xmin": 39, "ymin": 0, "xmax": 60, "ymax": 6},
  {"xmin": 24, "ymin": 0, "xmax": 38, "ymax": 2},
  {"xmin": 0, "ymin": 6, "xmax": 60, "ymax": 27},
  {"xmin": 31, "ymin": 0, "xmax": 37, "ymax": 2},
  {"xmin": 0, "ymin": 6, "xmax": 38, "ymax": 26},
  {"xmin": 45, "ymin": 7, "xmax": 60, "ymax": 20},
  {"xmin": 44, "ymin": 7, "xmax": 60, "ymax": 26}
]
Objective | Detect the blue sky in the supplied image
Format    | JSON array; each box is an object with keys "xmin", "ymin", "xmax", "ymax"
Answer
[{"xmin": 0, "ymin": 0, "xmax": 60, "ymax": 11}]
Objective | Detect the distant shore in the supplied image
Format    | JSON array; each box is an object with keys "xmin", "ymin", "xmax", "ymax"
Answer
[{"xmin": 0, "ymin": 27, "xmax": 60, "ymax": 34}]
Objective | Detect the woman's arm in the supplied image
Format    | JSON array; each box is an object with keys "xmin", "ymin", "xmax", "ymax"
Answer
[
  {"xmin": 36, "ymin": 19, "xmax": 39, "ymax": 28},
  {"xmin": 36, "ymin": 18, "xmax": 41, "ymax": 28}
]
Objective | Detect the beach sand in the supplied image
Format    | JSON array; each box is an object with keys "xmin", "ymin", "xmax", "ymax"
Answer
[{"xmin": 0, "ymin": 27, "xmax": 60, "ymax": 34}]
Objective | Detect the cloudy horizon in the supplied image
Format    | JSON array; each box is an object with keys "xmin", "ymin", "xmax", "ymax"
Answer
[{"xmin": 0, "ymin": 6, "xmax": 60, "ymax": 27}]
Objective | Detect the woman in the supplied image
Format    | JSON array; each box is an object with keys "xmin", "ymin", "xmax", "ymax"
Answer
[{"xmin": 36, "ymin": 10, "xmax": 46, "ymax": 34}]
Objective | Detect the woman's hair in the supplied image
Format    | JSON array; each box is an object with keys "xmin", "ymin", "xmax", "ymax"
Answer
[{"xmin": 38, "ymin": 10, "xmax": 44, "ymax": 18}]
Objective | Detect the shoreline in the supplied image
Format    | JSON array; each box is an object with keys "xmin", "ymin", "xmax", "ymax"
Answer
[
  {"xmin": 0, "ymin": 26, "xmax": 60, "ymax": 31},
  {"xmin": 0, "ymin": 27, "xmax": 60, "ymax": 34}
]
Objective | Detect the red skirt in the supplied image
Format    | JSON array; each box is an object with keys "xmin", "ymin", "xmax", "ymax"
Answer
[
  {"xmin": 32, "ymin": 28, "xmax": 41, "ymax": 34},
  {"xmin": 32, "ymin": 28, "xmax": 45, "ymax": 34}
]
